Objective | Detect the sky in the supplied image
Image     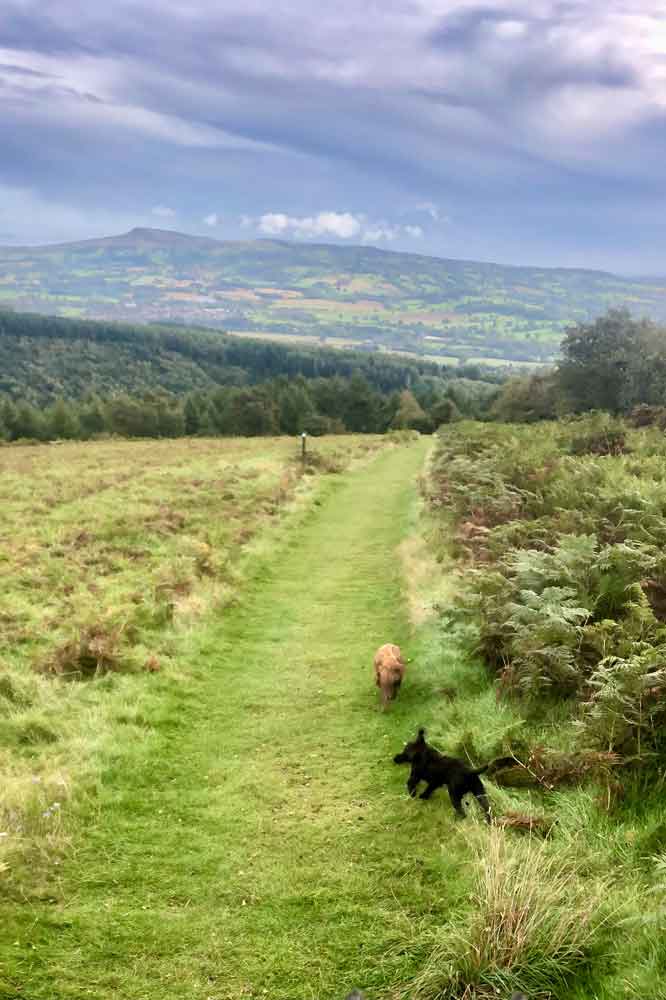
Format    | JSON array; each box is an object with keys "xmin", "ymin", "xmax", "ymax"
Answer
[{"xmin": 1, "ymin": 0, "xmax": 665, "ymax": 273}]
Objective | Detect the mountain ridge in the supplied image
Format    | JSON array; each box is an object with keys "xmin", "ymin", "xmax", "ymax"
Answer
[
  {"xmin": 0, "ymin": 226, "xmax": 629, "ymax": 278},
  {"xmin": 1, "ymin": 227, "xmax": 665, "ymax": 364}
]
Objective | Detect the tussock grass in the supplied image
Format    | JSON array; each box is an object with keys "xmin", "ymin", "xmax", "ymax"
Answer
[{"xmin": 397, "ymin": 832, "xmax": 612, "ymax": 1000}]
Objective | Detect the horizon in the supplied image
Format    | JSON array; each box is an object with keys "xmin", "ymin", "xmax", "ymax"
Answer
[{"xmin": 1, "ymin": 2, "xmax": 665, "ymax": 274}]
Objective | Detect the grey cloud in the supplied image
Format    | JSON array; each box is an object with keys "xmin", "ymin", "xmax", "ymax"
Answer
[
  {"xmin": 428, "ymin": 5, "xmax": 524, "ymax": 47},
  {"xmin": 0, "ymin": 62, "xmax": 55, "ymax": 78},
  {"xmin": 0, "ymin": 8, "xmax": 88, "ymax": 54},
  {"xmin": 0, "ymin": 0, "xmax": 665, "ymax": 269},
  {"xmin": 0, "ymin": 79, "xmax": 104, "ymax": 105},
  {"xmin": 427, "ymin": 5, "xmax": 638, "ymax": 112}
]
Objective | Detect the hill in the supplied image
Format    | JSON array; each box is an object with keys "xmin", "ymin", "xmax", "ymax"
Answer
[
  {"xmin": 0, "ymin": 309, "xmax": 482, "ymax": 405},
  {"xmin": 2, "ymin": 228, "xmax": 666, "ymax": 363}
]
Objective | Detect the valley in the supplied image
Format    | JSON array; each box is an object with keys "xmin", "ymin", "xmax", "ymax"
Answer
[{"xmin": 2, "ymin": 227, "xmax": 665, "ymax": 365}]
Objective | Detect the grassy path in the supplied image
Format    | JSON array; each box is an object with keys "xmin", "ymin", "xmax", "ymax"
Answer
[{"xmin": 4, "ymin": 439, "xmax": 467, "ymax": 1000}]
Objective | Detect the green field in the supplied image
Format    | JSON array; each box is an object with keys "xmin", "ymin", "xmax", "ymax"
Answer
[
  {"xmin": 0, "ymin": 434, "xmax": 385, "ymax": 885},
  {"xmin": 2, "ymin": 427, "xmax": 666, "ymax": 998},
  {"xmin": 3, "ymin": 227, "xmax": 666, "ymax": 365}
]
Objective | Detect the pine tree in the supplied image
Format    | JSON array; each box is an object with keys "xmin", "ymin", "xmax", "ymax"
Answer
[
  {"xmin": 184, "ymin": 395, "xmax": 202, "ymax": 435},
  {"xmin": 14, "ymin": 401, "xmax": 46, "ymax": 440},
  {"xmin": 79, "ymin": 395, "xmax": 108, "ymax": 438},
  {"xmin": 48, "ymin": 398, "xmax": 80, "ymax": 439},
  {"xmin": 344, "ymin": 373, "xmax": 381, "ymax": 432}
]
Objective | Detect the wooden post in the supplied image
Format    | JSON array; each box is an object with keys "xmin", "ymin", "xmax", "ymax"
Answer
[{"xmin": 301, "ymin": 431, "xmax": 307, "ymax": 462}]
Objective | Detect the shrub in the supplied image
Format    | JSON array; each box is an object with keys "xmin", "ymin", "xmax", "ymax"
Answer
[
  {"xmin": 428, "ymin": 420, "xmax": 666, "ymax": 741},
  {"xmin": 627, "ymin": 404, "xmax": 666, "ymax": 429},
  {"xmin": 565, "ymin": 413, "xmax": 627, "ymax": 457}
]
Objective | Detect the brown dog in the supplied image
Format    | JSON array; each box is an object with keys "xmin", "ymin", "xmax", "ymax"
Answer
[{"xmin": 373, "ymin": 643, "xmax": 406, "ymax": 709}]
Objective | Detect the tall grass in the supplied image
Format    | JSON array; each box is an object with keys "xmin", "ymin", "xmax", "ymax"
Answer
[
  {"xmin": 398, "ymin": 832, "xmax": 611, "ymax": 999},
  {"xmin": 403, "ymin": 417, "xmax": 666, "ymax": 999}
]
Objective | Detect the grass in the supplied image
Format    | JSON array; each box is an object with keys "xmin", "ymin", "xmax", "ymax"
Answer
[
  {"xmin": 404, "ymin": 419, "xmax": 666, "ymax": 999},
  {"xmin": 3, "ymin": 435, "xmax": 437, "ymax": 999},
  {"xmin": 398, "ymin": 831, "xmax": 612, "ymax": 1000},
  {"xmin": 0, "ymin": 439, "xmax": 440, "ymax": 998},
  {"xmin": 0, "ymin": 434, "xmax": 386, "ymax": 884},
  {"xmin": 3, "ymin": 428, "xmax": 666, "ymax": 999}
]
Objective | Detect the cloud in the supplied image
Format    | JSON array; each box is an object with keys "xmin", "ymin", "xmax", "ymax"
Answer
[
  {"xmin": 360, "ymin": 224, "xmax": 398, "ymax": 242},
  {"xmin": 151, "ymin": 204, "xmax": 176, "ymax": 218},
  {"xmin": 203, "ymin": 212, "xmax": 219, "ymax": 226},
  {"xmin": 1, "ymin": 1, "xmax": 666, "ymax": 268},
  {"xmin": 258, "ymin": 211, "xmax": 362, "ymax": 239},
  {"xmin": 254, "ymin": 211, "xmax": 425, "ymax": 244}
]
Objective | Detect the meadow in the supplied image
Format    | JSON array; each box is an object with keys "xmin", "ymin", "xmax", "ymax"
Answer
[
  {"xmin": 3, "ymin": 423, "xmax": 666, "ymax": 1000},
  {"xmin": 0, "ymin": 434, "xmax": 385, "ymax": 884}
]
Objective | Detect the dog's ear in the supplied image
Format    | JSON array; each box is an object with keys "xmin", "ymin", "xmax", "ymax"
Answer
[{"xmin": 417, "ymin": 727, "xmax": 426, "ymax": 741}]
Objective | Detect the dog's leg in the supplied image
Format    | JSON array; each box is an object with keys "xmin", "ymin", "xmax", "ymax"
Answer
[
  {"xmin": 419, "ymin": 783, "xmax": 438, "ymax": 800},
  {"xmin": 476, "ymin": 792, "xmax": 492, "ymax": 824},
  {"xmin": 448, "ymin": 786, "xmax": 466, "ymax": 819},
  {"xmin": 407, "ymin": 768, "xmax": 420, "ymax": 797}
]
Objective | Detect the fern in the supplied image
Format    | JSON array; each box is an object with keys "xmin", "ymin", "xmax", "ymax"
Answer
[
  {"xmin": 577, "ymin": 650, "xmax": 666, "ymax": 755},
  {"xmin": 428, "ymin": 418, "xmax": 666, "ymax": 755}
]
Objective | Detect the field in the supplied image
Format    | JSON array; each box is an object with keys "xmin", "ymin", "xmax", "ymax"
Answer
[
  {"xmin": 0, "ymin": 434, "xmax": 385, "ymax": 883},
  {"xmin": 3, "ymin": 425, "xmax": 666, "ymax": 999},
  {"xmin": 3, "ymin": 227, "xmax": 666, "ymax": 365}
]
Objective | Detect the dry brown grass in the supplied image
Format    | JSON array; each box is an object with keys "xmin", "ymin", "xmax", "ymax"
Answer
[
  {"xmin": 397, "ymin": 442, "xmax": 460, "ymax": 628},
  {"xmin": 0, "ymin": 436, "xmax": 377, "ymax": 679},
  {"xmin": 495, "ymin": 812, "xmax": 557, "ymax": 837},
  {"xmin": 494, "ymin": 748, "xmax": 623, "ymax": 792},
  {"xmin": 398, "ymin": 533, "xmax": 440, "ymax": 627},
  {"xmin": 38, "ymin": 623, "xmax": 126, "ymax": 679}
]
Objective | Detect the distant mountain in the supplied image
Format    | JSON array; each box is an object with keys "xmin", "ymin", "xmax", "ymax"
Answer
[{"xmin": 1, "ymin": 227, "xmax": 665, "ymax": 364}]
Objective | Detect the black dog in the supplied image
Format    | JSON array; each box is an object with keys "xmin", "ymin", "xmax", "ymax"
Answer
[{"xmin": 393, "ymin": 728, "xmax": 514, "ymax": 823}]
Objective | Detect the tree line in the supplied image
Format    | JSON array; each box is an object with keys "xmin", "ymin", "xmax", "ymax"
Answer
[
  {"xmin": 7, "ymin": 306, "xmax": 657, "ymax": 442},
  {"xmin": 0, "ymin": 372, "xmax": 502, "ymax": 442}
]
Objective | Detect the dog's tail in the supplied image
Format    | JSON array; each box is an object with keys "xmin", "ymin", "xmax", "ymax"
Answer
[{"xmin": 473, "ymin": 756, "xmax": 519, "ymax": 776}]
